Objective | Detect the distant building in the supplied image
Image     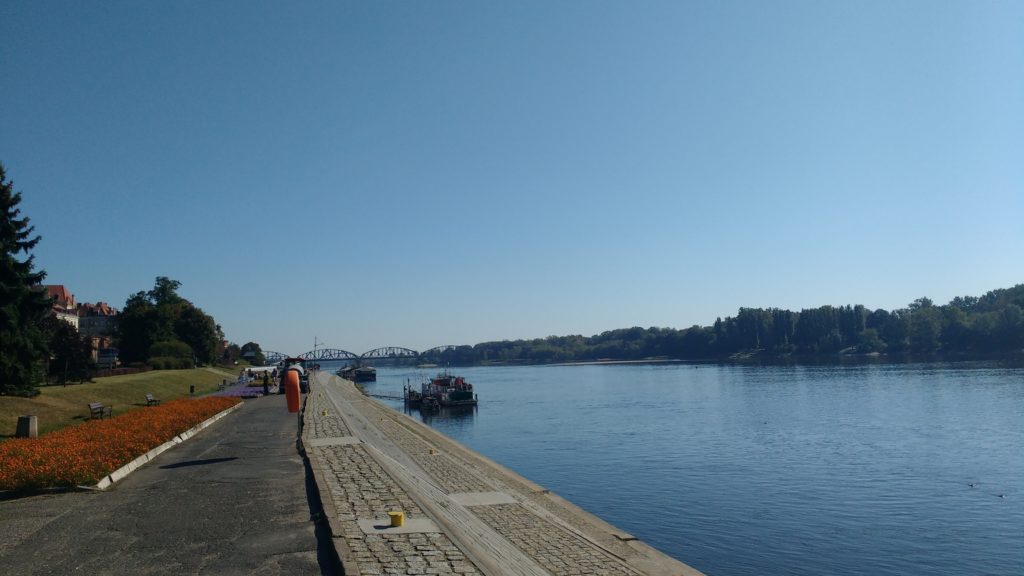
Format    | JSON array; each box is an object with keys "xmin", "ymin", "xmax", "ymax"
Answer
[
  {"xmin": 39, "ymin": 286, "xmax": 121, "ymax": 362},
  {"xmin": 77, "ymin": 301, "xmax": 118, "ymax": 337},
  {"xmin": 43, "ymin": 285, "xmax": 79, "ymax": 330}
]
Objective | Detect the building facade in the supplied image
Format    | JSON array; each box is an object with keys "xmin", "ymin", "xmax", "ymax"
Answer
[{"xmin": 43, "ymin": 284, "xmax": 79, "ymax": 330}]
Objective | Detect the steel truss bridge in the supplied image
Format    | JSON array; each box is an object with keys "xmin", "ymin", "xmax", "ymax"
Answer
[{"xmin": 263, "ymin": 345, "xmax": 460, "ymax": 365}]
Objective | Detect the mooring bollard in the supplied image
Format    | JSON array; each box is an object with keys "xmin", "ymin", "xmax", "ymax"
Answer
[
  {"xmin": 16, "ymin": 415, "xmax": 38, "ymax": 438},
  {"xmin": 388, "ymin": 511, "xmax": 405, "ymax": 528}
]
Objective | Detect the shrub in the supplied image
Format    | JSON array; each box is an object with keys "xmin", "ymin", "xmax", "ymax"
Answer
[
  {"xmin": 149, "ymin": 340, "xmax": 193, "ymax": 360},
  {"xmin": 148, "ymin": 356, "xmax": 194, "ymax": 370}
]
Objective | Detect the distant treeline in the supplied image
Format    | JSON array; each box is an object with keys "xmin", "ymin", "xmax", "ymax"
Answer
[{"xmin": 429, "ymin": 284, "xmax": 1024, "ymax": 365}]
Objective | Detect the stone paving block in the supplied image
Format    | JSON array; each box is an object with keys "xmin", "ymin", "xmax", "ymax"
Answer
[
  {"xmin": 307, "ymin": 390, "xmax": 352, "ymax": 438},
  {"xmin": 469, "ymin": 503, "xmax": 642, "ymax": 576}
]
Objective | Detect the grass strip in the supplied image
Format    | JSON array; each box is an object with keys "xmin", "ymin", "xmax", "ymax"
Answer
[{"xmin": 0, "ymin": 366, "xmax": 239, "ymax": 437}]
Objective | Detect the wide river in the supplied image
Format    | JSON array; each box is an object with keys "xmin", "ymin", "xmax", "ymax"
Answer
[{"xmin": 330, "ymin": 361, "xmax": 1023, "ymax": 576}]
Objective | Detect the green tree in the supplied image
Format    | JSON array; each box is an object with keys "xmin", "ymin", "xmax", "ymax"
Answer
[
  {"xmin": 0, "ymin": 164, "xmax": 53, "ymax": 396},
  {"xmin": 908, "ymin": 305, "xmax": 942, "ymax": 353},
  {"xmin": 940, "ymin": 306, "xmax": 972, "ymax": 351},
  {"xmin": 42, "ymin": 315, "xmax": 95, "ymax": 384},
  {"xmin": 116, "ymin": 291, "xmax": 157, "ymax": 363},
  {"xmin": 115, "ymin": 277, "xmax": 221, "ymax": 367},
  {"xmin": 175, "ymin": 305, "xmax": 219, "ymax": 365},
  {"xmin": 997, "ymin": 304, "xmax": 1024, "ymax": 350},
  {"xmin": 240, "ymin": 342, "xmax": 265, "ymax": 365},
  {"xmin": 855, "ymin": 328, "xmax": 886, "ymax": 353},
  {"xmin": 879, "ymin": 309, "xmax": 910, "ymax": 353},
  {"xmin": 148, "ymin": 276, "xmax": 183, "ymax": 305},
  {"xmin": 222, "ymin": 343, "xmax": 241, "ymax": 363},
  {"xmin": 908, "ymin": 297, "xmax": 934, "ymax": 312}
]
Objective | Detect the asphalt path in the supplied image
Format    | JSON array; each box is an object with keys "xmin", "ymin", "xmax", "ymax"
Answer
[{"xmin": 0, "ymin": 392, "xmax": 340, "ymax": 575}]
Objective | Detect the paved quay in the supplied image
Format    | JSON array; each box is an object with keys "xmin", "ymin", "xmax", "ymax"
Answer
[
  {"xmin": 0, "ymin": 392, "xmax": 340, "ymax": 575},
  {"xmin": 304, "ymin": 371, "xmax": 704, "ymax": 576}
]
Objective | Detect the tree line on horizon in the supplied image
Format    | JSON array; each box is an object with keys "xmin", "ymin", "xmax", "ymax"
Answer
[{"xmin": 426, "ymin": 285, "xmax": 1024, "ymax": 365}]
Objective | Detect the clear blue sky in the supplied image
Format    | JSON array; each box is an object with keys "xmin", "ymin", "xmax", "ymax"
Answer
[{"xmin": 2, "ymin": 1, "xmax": 1021, "ymax": 356}]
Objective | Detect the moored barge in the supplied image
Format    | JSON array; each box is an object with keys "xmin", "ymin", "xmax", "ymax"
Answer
[
  {"xmin": 404, "ymin": 371, "xmax": 478, "ymax": 407},
  {"xmin": 337, "ymin": 365, "xmax": 377, "ymax": 382}
]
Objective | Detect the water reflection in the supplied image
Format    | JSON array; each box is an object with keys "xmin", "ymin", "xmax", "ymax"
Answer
[{"xmin": 405, "ymin": 403, "xmax": 477, "ymax": 425}]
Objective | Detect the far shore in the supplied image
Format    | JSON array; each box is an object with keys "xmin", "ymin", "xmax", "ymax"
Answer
[
  {"xmin": 547, "ymin": 358, "xmax": 686, "ymax": 367},
  {"xmin": 267, "ymin": 351, "xmax": 1023, "ymax": 371}
]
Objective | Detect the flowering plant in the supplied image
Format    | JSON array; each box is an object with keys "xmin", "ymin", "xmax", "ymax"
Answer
[{"xmin": 0, "ymin": 397, "xmax": 241, "ymax": 491}]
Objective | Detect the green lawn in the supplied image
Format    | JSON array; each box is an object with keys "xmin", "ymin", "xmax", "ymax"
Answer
[{"xmin": 0, "ymin": 366, "xmax": 239, "ymax": 437}]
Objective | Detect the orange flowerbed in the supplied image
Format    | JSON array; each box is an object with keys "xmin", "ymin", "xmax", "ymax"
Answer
[{"xmin": 0, "ymin": 397, "xmax": 241, "ymax": 492}]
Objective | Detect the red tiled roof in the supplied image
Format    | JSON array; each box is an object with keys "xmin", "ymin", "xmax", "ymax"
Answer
[
  {"xmin": 43, "ymin": 285, "xmax": 74, "ymax": 308},
  {"xmin": 76, "ymin": 301, "xmax": 119, "ymax": 317}
]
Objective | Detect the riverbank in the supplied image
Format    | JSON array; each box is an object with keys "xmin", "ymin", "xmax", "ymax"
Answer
[
  {"xmin": 466, "ymin": 350, "xmax": 1024, "ymax": 369},
  {"xmin": 305, "ymin": 371, "xmax": 704, "ymax": 575},
  {"xmin": 547, "ymin": 358, "xmax": 685, "ymax": 367}
]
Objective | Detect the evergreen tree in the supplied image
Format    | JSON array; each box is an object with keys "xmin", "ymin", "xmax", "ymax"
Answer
[{"xmin": 0, "ymin": 164, "xmax": 52, "ymax": 396}]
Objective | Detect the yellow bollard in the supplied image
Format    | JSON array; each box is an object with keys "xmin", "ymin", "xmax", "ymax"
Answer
[{"xmin": 388, "ymin": 511, "xmax": 404, "ymax": 528}]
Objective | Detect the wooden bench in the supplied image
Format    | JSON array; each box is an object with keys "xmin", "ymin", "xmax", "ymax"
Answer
[
  {"xmin": 88, "ymin": 402, "xmax": 113, "ymax": 419},
  {"xmin": 145, "ymin": 393, "xmax": 161, "ymax": 406}
]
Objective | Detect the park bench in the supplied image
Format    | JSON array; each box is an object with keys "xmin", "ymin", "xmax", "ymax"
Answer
[
  {"xmin": 146, "ymin": 393, "xmax": 161, "ymax": 406},
  {"xmin": 88, "ymin": 402, "xmax": 113, "ymax": 419}
]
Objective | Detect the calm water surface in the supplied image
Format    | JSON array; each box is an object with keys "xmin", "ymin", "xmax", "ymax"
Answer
[{"xmin": 345, "ymin": 362, "xmax": 1024, "ymax": 576}]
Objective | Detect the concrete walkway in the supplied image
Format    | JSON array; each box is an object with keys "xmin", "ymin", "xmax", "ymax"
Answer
[
  {"xmin": 305, "ymin": 371, "xmax": 704, "ymax": 576},
  {"xmin": 0, "ymin": 393, "xmax": 340, "ymax": 575}
]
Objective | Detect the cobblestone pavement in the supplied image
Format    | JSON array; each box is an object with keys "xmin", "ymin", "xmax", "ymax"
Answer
[
  {"xmin": 306, "ymin": 388, "xmax": 351, "ymax": 438},
  {"xmin": 374, "ymin": 412, "xmax": 493, "ymax": 495},
  {"xmin": 353, "ymin": 533, "xmax": 480, "ymax": 576},
  {"xmin": 304, "ymin": 372, "xmax": 702, "ymax": 576},
  {"xmin": 469, "ymin": 504, "xmax": 640, "ymax": 576},
  {"xmin": 316, "ymin": 443, "xmax": 424, "ymax": 521},
  {"xmin": 307, "ymin": 384, "xmax": 484, "ymax": 575}
]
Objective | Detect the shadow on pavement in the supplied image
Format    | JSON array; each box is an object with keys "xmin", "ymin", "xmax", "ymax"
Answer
[
  {"xmin": 303, "ymin": 448, "xmax": 344, "ymax": 575},
  {"xmin": 159, "ymin": 456, "xmax": 239, "ymax": 469}
]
